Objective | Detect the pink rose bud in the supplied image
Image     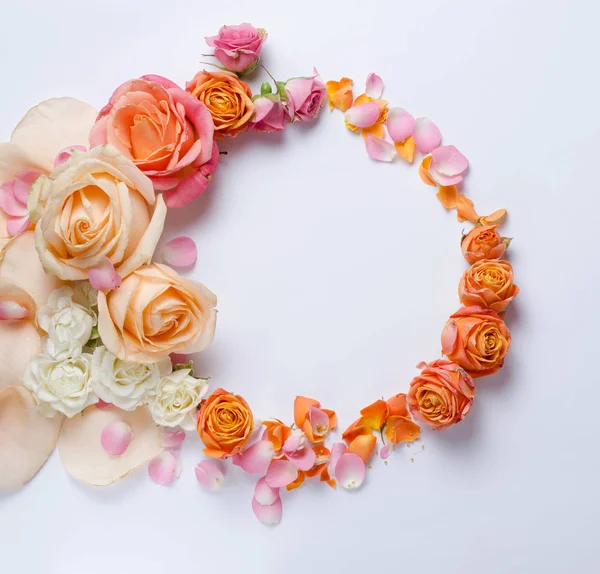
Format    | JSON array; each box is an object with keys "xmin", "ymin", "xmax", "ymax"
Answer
[
  {"xmin": 248, "ymin": 96, "xmax": 286, "ymax": 133},
  {"xmin": 284, "ymin": 72, "xmax": 327, "ymax": 122},
  {"xmin": 205, "ymin": 23, "xmax": 267, "ymax": 75}
]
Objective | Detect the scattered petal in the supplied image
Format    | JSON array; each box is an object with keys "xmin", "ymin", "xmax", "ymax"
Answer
[
  {"xmin": 457, "ymin": 194, "xmax": 479, "ymax": 223},
  {"xmin": 365, "ymin": 73, "xmax": 384, "ymax": 99},
  {"xmin": 0, "ymin": 318, "xmax": 41, "ymax": 391},
  {"xmin": 480, "ymin": 209, "xmax": 507, "ymax": 226},
  {"xmin": 348, "ymin": 434, "xmax": 377, "ymax": 463},
  {"xmin": 387, "ymin": 108, "xmax": 415, "ymax": 143},
  {"xmin": 282, "ymin": 430, "xmax": 305, "ymax": 456},
  {"xmin": 195, "ymin": 459, "xmax": 224, "ymax": 492},
  {"xmin": 384, "ymin": 416, "xmax": 421, "ymax": 445},
  {"xmin": 254, "ymin": 476, "xmax": 279, "ymax": 505},
  {"xmin": 162, "ymin": 236, "xmax": 197, "ymax": 268},
  {"xmin": 413, "ymin": 118, "xmax": 441, "ymax": 154},
  {"xmin": 286, "ymin": 470, "xmax": 306, "ymax": 491},
  {"xmin": 96, "ymin": 399, "xmax": 112, "ymax": 410},
  {"xmin": 380, "ymin": 443, "xmax": 392, "ymax": 460},
  {"xmin": 436, "ymin": 185, "xmax": 459, "ymax": 209},
  {"xmin": 161, "ymin": 428, "xmax": 186, "ymax": 449},
  {"xmin": 429, "ymin": 145, "xmax": 469, "ymax": 186},
  {"xmin": 365, "ymin": 135, "xmax": 396, "ymax": 162},
  {"xmin": 394, "ymin": 137, "xmax": 416, "ymax": 163},
  {"xmin": 0, "ymin": 301, "xmax": 28, "ymax": 320},
  {"xmin": 328, "ymin": 442, "xmax": 348, "ymax": 478},
  {"xmin": 236, "ymin": 439, "xmax": 274, "ymax": 475},
  {"xmin": 344, "ymin": 102, "xmax": 381, "ymax": 128},
  {"xmin": 326, "ymin": 78, "xmax": 354, "ymax": 112},
  {"xmin": 293, "ymin": 396, "xmax": 320, "ymax": 427},
  {"xmin": 418, "ymin": 156, "xmax": 437, "ymax": 186},
  {"xmin": 100, "ymin": 421, "xmax": 133, "ymax": 456},
  {"xmin": 252, "ymin": 495, "xmax": 283, "ymax": 526},
  {"xmin": 88, "ymin": 257, "xmax": 122, "ymax": 291},
  {"xmin": 148, "ymin": 450, "xmax": 180, "ymax": 486},
  {"xmin": 287, "ymin": 445, "xmax": 317, "ymax": 471},
  {"xmin": 265, "ymin": 459, "xmax": 298, "ymax": 488},
  {"xmin": 335, "ymin": 453, "xmax": 366, "ymax": 490},
  {"xmin": 308, "ymin": 406, "xmax": 330, "ymax": 437},
  {"xmin": 6, "ymin": 216, "xmax": 31, "ymax": 237}
]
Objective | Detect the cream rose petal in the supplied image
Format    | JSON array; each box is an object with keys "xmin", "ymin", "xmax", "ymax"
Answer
[
  {"xmin": 58, "ymin": 405, "xmax": 163, "ymax": 486},
  {"xmin": 10, "ymin": 98, "xmax": 98, "ymax": 172},
  {"xmin": 0, "ymin": 141, "xmax": 45, "ymax": 183},
  {"xmin": 0, "ymin": 320, "xmax": 42, "ymax": 390},
  {"xmin": 0, "ymin": 386, "xmax": 63, "ymax": 489}
]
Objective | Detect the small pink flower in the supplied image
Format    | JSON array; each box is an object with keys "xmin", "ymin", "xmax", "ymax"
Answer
[
  {"xmin": 0, "ymin": 169, "xmax": 40, "ymax": 237},
  {"xmin": 248, "ymin": 96, "xmax": 286, "ymax": 133},
  {"xmin": 284, "ymin": 72, "xmax": 326, "ymax": 121},
  {"xmin": 206, "ymin": 23, "xmax": 267, "ymax": 74}
]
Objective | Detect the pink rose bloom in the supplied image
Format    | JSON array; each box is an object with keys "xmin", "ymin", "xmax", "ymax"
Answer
[
  {"xmin": 89, "ymin": 75, "xmax": 218, "ymax": 208},
  {"xmin": 248, "ymin": 97, "xmax": 286, "ymax": 133},
  {"xmin": 284, "ymin": 73, "xmax": 327, "ymax": 121},
  {"xmin": 206, "ymin": 23, "xmax": 267, "ymax": 74}
]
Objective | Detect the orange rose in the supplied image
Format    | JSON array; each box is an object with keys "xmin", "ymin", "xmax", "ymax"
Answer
[
  {"xmin": 197, "ymin": 388, "xmax": 253, "ymax": 458},
  {"xmin": 461, "ymin": 225, "xmax": 507, "ymax": 264},
  {"xmin": 186, "ymin": 71, "xmax": 254, "ymax": 137},
  {"xmin": 459, "ymin": 259, "xmax": 519, "ymax": 313},
  {"xmin": 407, "ymin": 360, "xmax": 475, "ymax": 429},
  {"xmin": 441, "ymin": 306, "xmax": 511, "ymax": 378}
]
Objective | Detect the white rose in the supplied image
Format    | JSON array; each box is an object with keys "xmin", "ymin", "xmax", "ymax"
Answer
[
  {"xmin": 24, "ymin": 353, "xmax": 97, "ymax": 417},
  {"xmin": 37, "ymin": 286, "xmax": 96, "ymax": 360},
  {"xmin": 92, "ymin": 346, "xmax": 172, "ymax": 410},
  {"xmin": 147, "ymin": 369, "xmax": 209, "ymax": 429}
]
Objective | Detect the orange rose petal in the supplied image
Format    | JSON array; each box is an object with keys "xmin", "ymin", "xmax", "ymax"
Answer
[
  {"xmin": 319, "ymin": 467, "xmax": 337, "ymax": 489},
  {"xmin": 302, "ymin": 418, "xmax": 320, "ymax": 443},
  {"xmin": 353, "ymin": 93, "xmax": 372, "ymax": 106},
  {"xmin": 480, "ymin": 209, "xmax": 507, "ymax": 227},
  {"xmin": 263, "ymin": 419, "xmax": 292, "ymax": 451},
  {"xmin": 436, "ymin": 185, "xmax": 459, "ymax": 210},
  {"xmin": 384, "ymin": 416, "xmax": 421, "ymax": 445},
  {"xmin": 293, "ymin": 396, "xmax": 320, "ymax": 428},
  {"xmin": 418, "ymin": 156, "xmax": 437, "ymax": 186},
  {"xmin": 326, "ymin": 78, "xmax": 354, "ymax": 112},
  {"xmin": 323, "ymin": 408, "xmax": 337, "ymax": 431},
  {"xmin": 456, "ymin": 194, "xmax": 479, "ymax": 223},
  {"xmin": 305, "ymin": 463, "xmax": 326, "ymax": 478},
  {"xmin": 359, "ymin": 399, "xmax": 389, "ymax": 430},
  {"xmin": 348, "ymin": 434, "xmax": 377, "ymax": 464},
  {"xmin": 386, "ymin": 394, "xmax": 409, "ymax": 418},
  {"xmin": 361, "ymin": 122, "xmax": 385, "ymax": 140},
  {"xmin": 341, "ymin": 418, "xmax": 371, "ymax": 443},
  {"xmin": 286, "ymin": 470, "xmax": 305, "ymax": 491},
  {"xmin": 394, "ymin": 137, "xmax": 416, "ymax": 163}
]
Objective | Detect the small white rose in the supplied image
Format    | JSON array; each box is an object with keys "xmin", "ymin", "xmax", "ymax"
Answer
[
  {"xmin": 92, "ymin": 346, "xmax": 172, "ymax": 411},
  {"xmin": 24, "ymin": 353, "xmax": 97, "ymax": 417},
  {"xmin": 147, "ymin": 369, "xmax": 209, "ymax": 428}
]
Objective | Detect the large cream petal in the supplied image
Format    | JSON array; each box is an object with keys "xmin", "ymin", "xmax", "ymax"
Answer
[
  {"xmin": 0, "ymin": 320, "xmax": 42, "ymax": 390},
  {"xmin": 0, "ymin": 142, "xmax": 46, "ymax": 183},
  {"xmin": 58, "ymin": 404, "xmax": 163, "ymax": 486},
  {"xmin": 10, "ymin": 98, "xmax": 98, "ymax": 173},
  {"xmin": 0, "ymin": 386, "xmax": 63, "ymax": 489}
]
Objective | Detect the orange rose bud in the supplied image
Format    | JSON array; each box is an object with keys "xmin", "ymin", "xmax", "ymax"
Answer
[
  {"xmin": 461, "ymin": 224, "xmax": 507, "ymax": 264},
  {"xmin": 441, "ymin": 306, "xmax": 511, "ymax": 378},
  {"xmin": 187, "ymin": 71, "xmax": 254, "ymax": 137},
  {"xmin": 407, "ymin": 360, "xmax": 475, "ymax": 429},
  {"xmin": 197, "ymin": 388, "xmax": 254, "ymax": 458},
  {"xmin": 459, "ymin": 259, "xmax": 519, "ymax": 313}
]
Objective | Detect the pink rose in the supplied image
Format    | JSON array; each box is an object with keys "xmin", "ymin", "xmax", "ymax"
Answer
[
  {"xmin": 206, "ymin": 23, "xmax": 267, "ymax": 75},
  {"xmin": 89, "ymin": 75, "xmax": 218, "ymax": 208},
  {"xmin": 284, "ymin": 73, "xmax": 327, "ymax": 121},
  {"xmin": 248, "ymin": 97, "xmax": 286, "ymax": 133}
]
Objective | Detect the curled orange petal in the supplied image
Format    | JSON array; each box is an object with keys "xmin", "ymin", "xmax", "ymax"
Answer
[
  {"xmin": 384, "ymin": 416, "xmax": 420, "ymax": 446},
  {"xmin": 361, "ymin": 122, "xmax": 385, "ymax": 140},
  {"xmin": 319, "ymin": 467, "xmax": 337, "ymax": 489},
  {"xmin": 353, "ymin": 93, "xmax": 372, "ymax": 106},
  {"xmin": 419, "ymin": 156, "xmax": 437, "ymax": 186},
  {"xmin": 286, "ymin": 470, "xmax": 305, "ymax": 491},
  {"xmin": 456, "ymin": 194, "xmax": 479, "ymax": 223},
  {"xmin": 348, "ymin": 433, "xmax": 377, "ymax": 464},
  {"xmin": 326, "ymin": 78, "xmax": 354, "ymax": 112},
  {"xmin": 436, "ymin": 185, "xmax": 459, "ymax": 209},
  {"xmin": 386, "ymin": 393, "xmax": 409, "ymax": 418},
  {"xmin": 394, "ymin": 137, "xmax": 416, "ymax": 163},
  {"xmin": 359, "ymin": 399, "xmax": 389, "ymax": 430},
  {"xmin": 293, "ymin": 396, "xmax": 320, "ymax": 427},
  {"xmin": 305, "ymin": 445, "xmax": 330, "ymax": 478},
  {"xmin": 263, "ymin": 419, "xmax": 292, "ymax": 451},
  {"xmin": 480, "ymin": 209, "xmax": 507, "ymax": 227},
  {"xmin": 323, "ymin": 408, "xmax": 337, "ymax": 431},
  {"xmin": 341, "ymin": 418, "xmax": 370, "ymax": 443}
]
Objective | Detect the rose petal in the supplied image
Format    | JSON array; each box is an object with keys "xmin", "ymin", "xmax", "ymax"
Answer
[
  {"xmin": 148, "ymin": 450, "xmax": 181, "ymax": 486},
  {"xmin": 53, "ymin": 145, "xmax": 87, "ymax": 168},
  {"xmin": 0, "ymin": 301, "xmax": 29, "ymax": 321},
  {"xmin": 418, "ymin": 156, "xmax": 437, "ymax": 187},
  {"xmin": 365, "ymin": 73, "xmax": 384, "ymax": 99},
  {"xmin": 195, "ymin": 459, "xmax": 224, "ymax": 492},
  {"xmin": 387, "ymin": 108, "xmax": 415, "ymax": 143},
  {"xmin": 282, "ymin": 431, "xmax": 303, "ymax": 456},
  {"xmin": 430, "ymin": 145, "xmax": 469, "ymax": 177},
  {"xmin": 162, "ymin": 236, "xmax": 197, "ymax": 268},
  {"xmin": 308, "ymin": 406, "xmax": 330, "ymax": 436},
  {"xmin": 413, "ymin": 118, "xmax": 441, "ymax": 154},
  {"xmin": 348, "ymin": 434, "xmax": 377, "ymax": 464},
  {"xmin": 456, "ymin": 194, "xmax": 479, "ymax": 223},
  {"xmin": 480, "ymin": 209, "xmax": 507, "ymax": 226},
  {"xmin": 335, "ymin": 453, "xmax": 366, "ymax": 490},
  {"xmin": 379, "ymin": 443, "xmax": 392, "ymax": 460},
  {"xmin": 88, "ymin": 257, "xmax": 122, "ymax": 291},
  {"xmin": 6, "ymin": 216, "xmax": 31, "ymax": 237},
  {"xmin": 100, "ymin": 421, "xmax": 133, "ymax": 456},
  {"xmin": 394, "ymin": 137, "xmax": 416, "ymax": 163},
  {"xmin": 365, "ymin": 135, "xmax": 396, "ymax": 162},
  {"xmin": 287, "ymin": 445, "xmax": 317, "ymax": 471},
  {"xmin": 344, "ymin": 102, "xmax": 381, "ymax": 128},
  {"xmin": 265, "ymin": 459, "xmax": 298, "ymax": 488},
  {"xmin": 436, "ymin": 185, "xmax": 459, "ymax": 209},
  {"xmin": 161, "ymin": 428, "xmax": 186, "ymax": 449},
  {"xmin": 252, "ymin": 495, "xmax": 283, "ymax": 526},
  {"xmin": 328, "ymin": 442, "xmax": 348, "ymax": 478},
  {"xmin": 0, "ymin": 319, "xmax": 41, "ymax": 391},
  {"xmin": 236, "ymin": 439, "xmax": 275, "ymax": 474},
  {"xmin": 254, "ymin": 476, "xmax": 279, "ymax": 505},
  {"xmin": 96, "ymin": 399, "xmax": 112, "ymax": 410}
]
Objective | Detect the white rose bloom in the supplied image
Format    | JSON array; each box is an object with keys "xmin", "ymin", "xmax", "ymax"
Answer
[
  {"xmin": 24, "ymin": 353, "xmax": 97, "ymax": 417},
  {"xmin": 92, "ymin": 346, "xmax": 172, "ymax": 410},
  {"xmin": 37, "ymin": 286, "xmax": 96, "ymax": 360},
  {"xmin": 147, "ymin": 369, "xmax": 209, "ymax": 428}
]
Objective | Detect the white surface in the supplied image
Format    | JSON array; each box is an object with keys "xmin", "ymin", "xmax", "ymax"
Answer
[{"xmin": 1, "ymin": 0, "xmax": 599, "ymax": 572}]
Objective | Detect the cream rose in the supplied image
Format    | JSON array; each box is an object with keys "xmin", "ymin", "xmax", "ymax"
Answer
[
  {"xmin": 33, "ymin": 145, "xmax": 167, "ymax": 281},
  {"xmin": 97, "ymin": 263, "xmax": 217, "ymax": 363}
]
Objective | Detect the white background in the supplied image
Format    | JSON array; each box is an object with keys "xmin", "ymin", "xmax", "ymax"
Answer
[{"xmin": 1, "ymin": 0, "xmax": 599, "ymax": 572}]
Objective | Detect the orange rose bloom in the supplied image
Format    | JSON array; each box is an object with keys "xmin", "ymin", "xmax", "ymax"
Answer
[
  {"xmin": 197, "ymin": 388, "xmax": 253, "ymax": 458},
  {"xmin": 441, "ymin": 306, "xmax": 511, "ymax": 378},
  {"xmin": 186, "ymin": 71, "xmax": 254, "ymax": 137},
  {"xmin": 407, "ymin": 360, "xmax": 475, "ymax": 429},
  {"xmin": 461, "ymin": 225, "xmax": 507, "ymax": 264},
  {"xmin": 459, "ymin": 259, "xmax": 519, "ymax": 313}
]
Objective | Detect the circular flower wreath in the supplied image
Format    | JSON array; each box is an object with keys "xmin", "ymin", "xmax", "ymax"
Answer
[{"xmin": 0, "ymin": 23, "xmax": 517, "ymax": 525}]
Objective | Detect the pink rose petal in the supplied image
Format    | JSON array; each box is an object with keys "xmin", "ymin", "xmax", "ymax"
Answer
[
  {"xmin": 413, "ymin": 118, "xmax": 441, "ymax": 154},
  {"xmin": 161, "ymin": 428, "xmax": 186, "ymax": 449},
  {"xmin": 287, "ymin": 445, "xmax": 317, "ymax": 471},
  {"xmin": 162, "ymin": 236, "xmax": 198, "ymax": 268},
  {"xmin": 282, "ymin": 430, "xmax": 306, "ymax": 456},
  {"xmin": 6, "ymin": 215, "xmax": 31, "ymax": 237},
  {"xmin": 380, "ymin": 443, "xmax": 392, "ymax": 460},
  {"xmin": 54, "ymin": 145, "xmax": 87, "ymax": 168},
  {"xmin": 254, "ymin": 476, "xmax": 280, "ymax": 506},
  {"xmin": 195, "ymin": 460, "xmax": 224, "ymax": 492},
  {"xmin": 88, "ymin": 257, "xmax": 122, "ymax": 291},
  {"xmin": 100, "ymin": 421, "xmax": 133, "ymax": 456},
  {"xmin": 95, "ymin": 399, "xmax": 112, "ymax": 410},
  {"xmin": 0, "ymin": 183, "xmax": 27, "ymax": 217},
  {"xmin": 387, "ymin": 107, "xmax": 416, "ymax": 143},
  {"xmin": 0, "ymin": 300, "xmax": 29, "ymax": 320},
  {"xmin": 365, "ymin": 73, "xmax": 384, "ymax": 99},
  {"xmin": 265, "ymin": 459, "xmax": 298, "ymax": 488},
  {"xmin": 335, "ymin": 452, "xmax": 366, "ymax": 490},
  {"xmin": 148, "ymin": 450, "xmax": 181, "ymax": 485},
  {"xmin": 237, "ymin": 439, "xmax": 275, "ymax": 474},
  {"xmin": 252, "ymin": 495, "xmax": 283, "ymax": 526},
  {"xmin": 365, "ymin": 135, "xmax": 396, "ymax": 162},
  {"xmin": 13, "ymin": 170, "xmax": 41, "ymax": 204},
  {"xmin": 308, "ymin": 406, "xmax": 330, "ymax": 437},
  {"xmin": 429, "ymin": 145, "xmax": 469, "ymax": 185},
  {"xmin": 344, "ymin": 102, "xmax": 381, "ymax": 128},
  {"xmin": 328, "ymin": 442, "xmax": 348, "ymax": 478}
]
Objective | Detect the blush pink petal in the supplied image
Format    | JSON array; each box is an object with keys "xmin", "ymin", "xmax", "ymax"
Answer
[
  {"xmin": 379, "ymin": 443, "xmax": 392, "ymax": 460},
  {"xmin": 252, "ymin": 495, "xmax": 283, "ymax": 526},
  {"xmin": 160, "ymin": 428, "xmax": 186, "ymax": 449},
  {"xmin": 138, "ymin": 74, "xmax": 181, "ymax": 90},
  {"xmin": 344, "ymin": 102, "xmax": 381, "ymax": 128},
  {"xmin": 265, "ymin": 459, "xmax": 298, "ymax": 488},
  {"xmin": 335, "ymin": 453, "xmax": 366, "ymax": 489},
  {"xmin": 100, "ymin": 421, "xmax": 133, "ymax": 456},
  {"xmin": 328, "ymin": 442, "xmax": 347, "ymax": 478},
  {"xmin": 387, "ymin": 107, "xmax": 416, "ymax": 143},
  {"xmin": 254, "ymin": 476, "xmax": 280, "ymax": 506},
  {"xmin": 162, "ymin": 237, "xmax": 197, "ymax": 268},
  {"xmin": 282, "ymin": 432, "xmax": 304, "ymax": 456},
  {"xmin": 96, "ymin": 399, "xmax": 112, "ymax": 410},
  {"xmin": 195, "ymin": 459, "xmax": 224, "ymax": 492},
  {"xmin": 13, "ymin": 169, "xmax": 41, "ymax": 203},
  {"xmin": 88, "ymin": 257, "xmax": 123, "ymax": 291},
  {"xmin": 429, "ymin": 145, "xmax": 469, "ymax": 186},
  {"xmin": 365, "ymin": 73, "xmax": 384, "ymax": 99},
  {"xmin": 148, "ymin": 450, "xmax": 181, "ymax": 486},
  {"xmin": 285, "ymin": 78, "xmax": 314, "ymax": 116},
  {"xmin": 308, "ymin": 406, "xmax": 330, "ymax": 435},
  {"xmin": 0, "ymin": 301, "xmax": 29, "ymax": 320},
  {"xmin": 0, "ymin": 183, "xmax": 27, "ymax": 217},
  {"xmin": 365, "ymin": 135, "xmax": 397, "ymax": 162},
  {"xmin": 6, "ymin": 216, "xmax": 30, "ymax": 237},
  {"xmin": 413, "ymin": 117, "xmax": 442, "ymax": 154},
  {"xmin": 53, "ymin": 145, "xmax": 87, "ymax": 168},
  {"xmin": 237, "ymin": 439, "xmax": 275, "ymax": 474},
  {"xmin": 287, "ymin": 446, "xmax": 317, "ymax": 471}
]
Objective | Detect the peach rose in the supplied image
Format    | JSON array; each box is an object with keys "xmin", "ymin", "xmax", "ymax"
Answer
[
  {"xmin": 461, "ymin": 224, "xmax": 507, "ymax": 264},
  {"xmin": 186, "ymin": 71, "xmax": 254, "ymax": 137},
  {"xmin": 97, "ymin": 263, "xmax": 216, "ymax": 363},
  {"xmin": 89, "ymin": 75, "xmax": 218, "ymax": 208},
  {"xmin": 459, "ymin": 259, "xmax": 519, "ymax": 313},
  {"xmin": 33, "ymin": 145, "xmax": 166, "ymax": 281},
  {"xmin": 197, "ymin": 388, "xmax": 254, "ymax": 458},
  {"xmin": 441, "ymin": 306, "xmax": 511, "ymax": 378},
  {"xmin": 407, "ymin": 360, "xmax": 475, "ymax": 429}
]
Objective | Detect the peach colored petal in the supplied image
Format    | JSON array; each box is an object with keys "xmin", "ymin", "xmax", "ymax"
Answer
[
  {"xmin": 326, "ymin": 78, "xmax": 354, "ymax": 112},
  {"xmin": 436, "ymin": 185, "xmax": 459, "ymax": 209},
  {"xmin": 359, "ymin": 399, "xmax": 389, "ymax": 430},
  {"xmin": 480, "ymin": 209, "xmax": 507, "ymax": 227},
  {"xmin": 341, "ymin": 418, "xmax": 370, "ymax": 443},
  {"xmin": 386, "ymin": 394, "xmax": 409, "ymax": 418},
  {"xmin": 348, "ymin": 434, "xmax": 377, "ymax": 464},
  {"xmin": 293, "ymin": 395, "xmax": 320, "ymax": 427},
  {"xmin": 418, "ymin": 156, "xmax": 437, "ymax": 186},
  {"xmin": 456, "ymin": 194, "xmax": 479, "ymax": 223},
  {"xmin": 384, "ymin": 416, "xmax": 420, "ymax": 446},
  {"xmin": 0, "ymin": 386, "xmax": 63, "ymax": 489},
  {"xmin": 0, "ymin": 319, "xmax": 41, "ymax": 391},
  {"xmin": 0, "ymin": 142, "xmax": 44, "ymax": 186},
  {"xmin": 394, "ymin": 137, "xmax": 416, "ymax": 163},
  {"xmin": 286, "ymin": 470, "xmax": 305, "ymax": 491},
  {"xmin": 361, "ymin": 122, "xmax": 385, "ymax": 140},
  {"xmin": 0, "ymin": 280, "xmax": 36, "ymax": 320}
]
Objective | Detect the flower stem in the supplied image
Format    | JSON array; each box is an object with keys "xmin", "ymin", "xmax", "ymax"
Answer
[
  {"xmin": 199, "ymin": 60, "xmax": 231, "ymax": 72},
  {"xmin": 261, "ymin": 64, "xmax": 278, "ymax": 86}
]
